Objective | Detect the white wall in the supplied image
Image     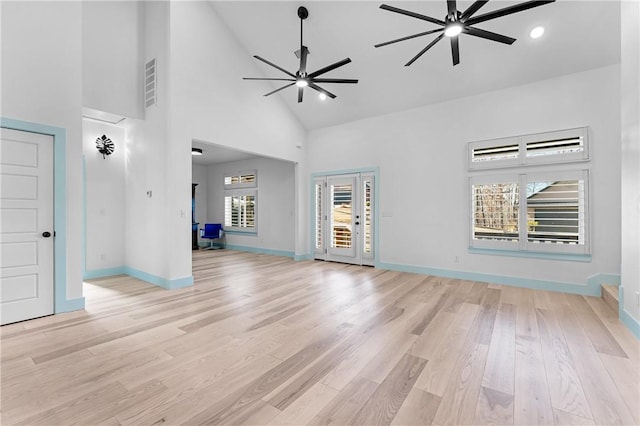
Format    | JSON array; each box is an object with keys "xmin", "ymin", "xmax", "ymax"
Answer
[
  {"xmin": 307, "ymin": 65, "xmax": 621, "ymax": 290},
  {"xmin": 123, "ymin": 1, "xmax": 171, "ymax": 279},
  {"xmin": 621, "ymin": 0, "xmax": 640, "ymax": 323},
  {"xmin": 1, "ymin": 1, "xmax": 84, "ymax": 302},
  {"xmin": 192, "ymin": 164, "xmax": 208, "ymax": 246},
  {"xmin": 82, "ymin": 1, "xmax": 142, "ymax": 119},
  {"xmin": 207, "ymin": 157, "xmax": 295, "ymax": 254},
  {"xmin": 82, "ymin": 119, "xmax": 125, "ymax": 272}
]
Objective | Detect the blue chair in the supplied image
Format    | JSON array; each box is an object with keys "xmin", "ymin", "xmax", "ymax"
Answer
[{"xmin": 200, "ymin": 223, "xmax": 224, "ymax": 250}]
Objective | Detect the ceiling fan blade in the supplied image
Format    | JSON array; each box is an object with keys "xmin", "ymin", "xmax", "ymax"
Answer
[
  {"xmin": 308, "ymin": 82, "xmax": 337, "ymax": 99},
  {"xmin": 243, "ymin": 77, "xmax": 295, "ymax": 81},
  {"xmin": 375, "ymin": 28, "xmax": 444, "ymax": 48},
  {"xmin": 465, "ymin": 1, "xmax": 555, "ymax": 26},
  {"xmin": 298, "ymin": 86, "xmax": 304, "ymax": 103},
  {"xmin": 308, "ymin": 58, "xmax": 352, "ymax": 78},
  {"xmin": 405, "ymin": 33, "xmax": 445, "ymax": 66},
  {"xmin": 447, "ymin": 0, "xmax": 457, "ymax": 17},
  {"xmin": 264, "ymin": 82, "xmax": 295, "ymax": 97},
  {"xmin": 460, "ymin": 0, "xmax": 489, "ymax": 21},
  {"xmin": 253, "ymin": 55, "xmax": 296, "ymax": 78},
  {"xmin": 451, "ymin": 36, "xmax": 460, "ymax": 66},
  {"xmin": 463, "ymin": 26, "xmax": 516, "ymax": 45},
  {"xmin": 299, "ymin": 46, "xmax": 309, "ymax": 75},
  {"xmin": 311, "ymin": 78, "xmax": 359, "ymax": 84},
  {"xmin": 379, "ymin": 4, "xmax": 446, "ymax": 26}
]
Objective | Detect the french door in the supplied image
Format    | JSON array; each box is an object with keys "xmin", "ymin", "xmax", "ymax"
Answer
[{"xmin": 314, "ymin": 172, "xmax": 375, "ymax": 266}]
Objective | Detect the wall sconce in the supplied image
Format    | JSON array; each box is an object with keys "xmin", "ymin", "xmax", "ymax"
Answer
[{"xmin": 96, "ymin": 135, "xmax": 115, "ymax": 159}]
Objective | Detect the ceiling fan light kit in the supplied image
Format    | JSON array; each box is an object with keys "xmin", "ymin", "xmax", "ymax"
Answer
[
  {"xmin": 243, "ymin": 6, "xmax": 358, "ymax": 103},
  {"xmin": 375, "ymin": 0, "xmax": 556, "ymax": 66}
]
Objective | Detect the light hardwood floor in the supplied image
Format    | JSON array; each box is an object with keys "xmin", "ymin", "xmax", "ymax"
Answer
[{"xmin": 1, "ymin": 250, "xmax": 638, "ymax": 425}]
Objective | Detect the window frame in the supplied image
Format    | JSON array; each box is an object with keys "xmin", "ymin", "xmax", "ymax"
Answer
[
  {"xmin": 223, "ymin": 169, "xmax": 257, "ymax": 190},
  {"xmin": 469, "ymin": 170, "xmax": 590, "ymax": 255},
  {"xmin": 224, "ymin": 189, "xmax": 257, "ymax": 234},
  {"xmin": 469, "ymin": 127, "xmax": 589, "ymax": 171},
  {"xmin": 468, "ymin": 127, "xmax": 591, "ymax": 258}
]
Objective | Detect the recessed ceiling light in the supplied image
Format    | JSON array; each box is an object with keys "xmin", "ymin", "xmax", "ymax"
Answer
[
  {"xmin": 318, "ymin": 93, "xmax": 327, "ymax": 101},
  {"xmin": 192, "ymin": 148, "xmax": 203, "ymax": 156},
  {"xmin": 295, "ymin": 79, "xmax": 308, "ymax": 88},
  {"xmin": 530, "ymin": 26, "xmax": 545, "ymax": 39},
  {"xmin": 444, "ymin": 23, "xmax": 463, "ymax": 37}
]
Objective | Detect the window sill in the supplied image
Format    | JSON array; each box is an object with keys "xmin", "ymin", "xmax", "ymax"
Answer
[
  {"xmin": 224, "ymin": 229, "xmax": 258, "ymax": 236},
  {"xmin": 468, "ymin": 247, "xmax": 592, "ymax": 262}
]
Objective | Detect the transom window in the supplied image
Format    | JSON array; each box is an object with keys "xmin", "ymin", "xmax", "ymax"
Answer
[{"xmin": 224, "ymin": 170, "xmax": 257, "ymax": 189}]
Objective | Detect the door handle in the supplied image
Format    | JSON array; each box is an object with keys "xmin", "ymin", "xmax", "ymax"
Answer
[
  {"xmin": 42, "ymin": 231, "xmax": 52, "ymax": 238},
  {"xmin": 355, "ymin": 222, "xmax": 360, "ymax": 225}
]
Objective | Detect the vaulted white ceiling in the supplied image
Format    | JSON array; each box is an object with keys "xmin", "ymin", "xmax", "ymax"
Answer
[{"xmin": 212, "ymin": 1, "xmax": 620, "ymax": 130}]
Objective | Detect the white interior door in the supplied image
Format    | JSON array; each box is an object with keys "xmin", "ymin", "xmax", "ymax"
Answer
[
  {"xmin": 314, "ymin": 173, "xmax": 375, "ymax": 266},
  {"xmin": 1, "ymin": 128, "xmax": 54, "ymax": 325}
]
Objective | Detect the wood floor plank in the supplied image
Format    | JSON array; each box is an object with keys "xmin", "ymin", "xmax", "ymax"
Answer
[
  {"xmin": 566, "ymin": 295, "xmax": 628, "ymax": 358},
  {"xmin": 390, "ymin": 387, "xmax": 441, "ymax": 426},
  {"xmin": 535, "ymin": 308, "xmax": 592, "ymax": 420},
  {"xmin": 431, "ymin": 342, "xmax": 489, "ymax": 425},
  {"xmin": 598, "ymin": 353, "xmax": 640, "ymax": 425},
  {"xmin": 583, "ymin": 296, "xmax": 640, "ymax": 361},
  {"xmin": 481, "ymin": 303, "xmax": 516, "ymax": 396},
  {"xmin": 267, "ymin": 382, "xmax": 339, "ymax": 426},
  {"xmin": 9, "ymin": 381, "xmax": 128, "ymax": 425},
  {"xmin": 349, "ymin": 353, "xmax": 427, "ymax": 426},
  {"xmin": 513, "ymin": 294, "xmax": 554, "ymax": 426},
  {"xmin": 473, "ymin": 385, "xmax": 514, "ymax": 426},
  {"xmin": 414, "ymin": 303, "xmax": 480, "ymax": 396},
  {"xmin": 553, "ymin": 408, "xmax": 597, "ymax": 426},
  {"xmin": 309, "ymin": 377, "xmax": 379, "ymax": 426}
]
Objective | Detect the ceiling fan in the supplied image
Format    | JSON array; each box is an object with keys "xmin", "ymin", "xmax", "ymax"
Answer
[
  {"xmin": 375, "ymin": 0, "xmax": 556, "ymax": 66},
  {"xmin": 243, "ymin": 6, "xmax": 358, "ymax": 103}
]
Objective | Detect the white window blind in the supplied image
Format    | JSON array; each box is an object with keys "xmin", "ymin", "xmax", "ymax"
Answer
[
  {"xmin": 472, "ymin": 143, "xmax": 519, "ymax": 164},
  {"xmin": 224, "ymin": 193, "xmax": 256, "ymax": 230},
  {"xmin": 315, "ymin": 181, "xmax": 323, "ymax": 250},
  {"xmin": 363, "ymin": 177, "xmax": 373, "ymax": 255},
  {"xmin": 224, "ymin": 170, "xmax": 257, "ymax": 189},
  {"xmin": 469, "ymin": 127, "xmax": 589, "ymax": 170}
]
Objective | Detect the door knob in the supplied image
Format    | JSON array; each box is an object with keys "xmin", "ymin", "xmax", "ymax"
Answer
[
  {"xmin": 355, "ymin": 221, "xmax": 360, "ymax": 225},
  {"xmin": 42, "ymin": 231, "xmax": 51, "ymax": 238}
]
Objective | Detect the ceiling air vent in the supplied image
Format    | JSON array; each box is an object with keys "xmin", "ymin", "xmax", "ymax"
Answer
[{"xmin": 144, "ymin": 58, "xmax": 156, "ymax": 108}]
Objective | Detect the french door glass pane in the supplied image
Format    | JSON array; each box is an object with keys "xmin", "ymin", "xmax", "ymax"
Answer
[
  {"xmin": 363, "ymin": 179, "xmax": 372, "ymax": 254},
  {"xmin": 331, "ymin": 184, "xmax": 352, "ymax": 249},
  {"xmin": 315, "ymin": 183, "xmax": 323, "ymax": 250}
]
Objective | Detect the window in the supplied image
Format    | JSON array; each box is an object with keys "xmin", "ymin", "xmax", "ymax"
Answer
[
  {"xmin": 224, "ymin": 170, "xmax": 257, "ymax": 189},
  {"xmin": 224, "ymin": 193, "xmax": 256, "ymax": 230},
  {"xmin": 469, "ymin": 127, "xmax": 588, "ymax": 170},
  {"xmin": 469, "ymin": 128, "xmax": 590, "ymax": 256},
  {"xmin": 224, "ymin": 170, "xmax": 257, "ymax": 232}
]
